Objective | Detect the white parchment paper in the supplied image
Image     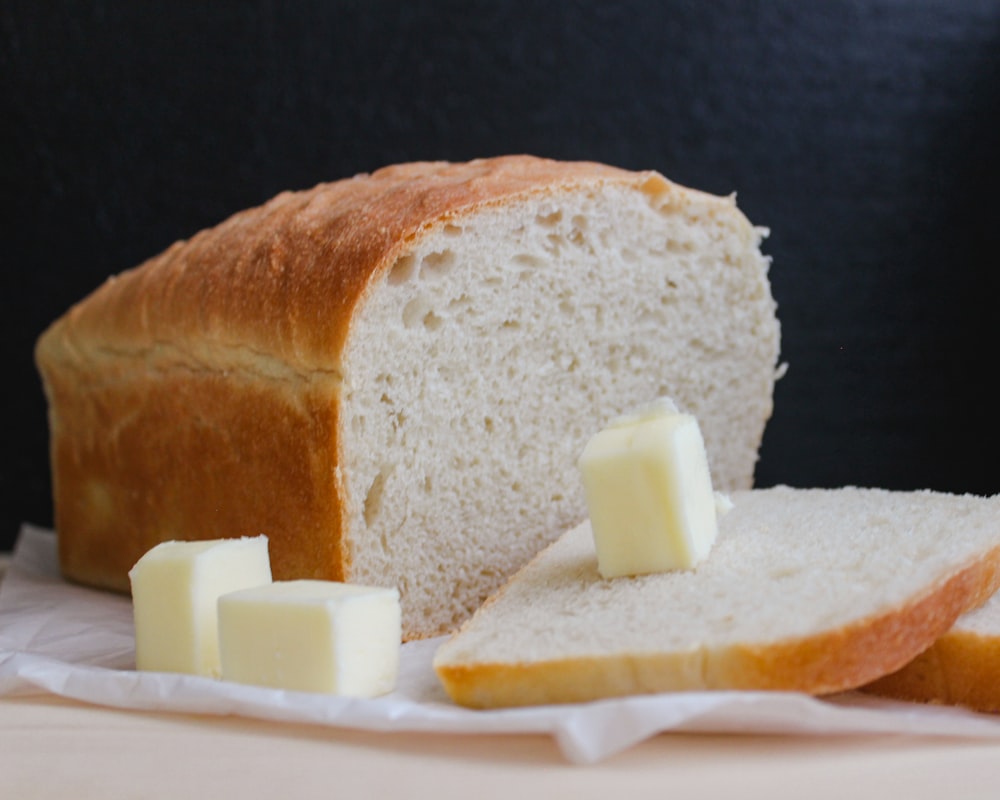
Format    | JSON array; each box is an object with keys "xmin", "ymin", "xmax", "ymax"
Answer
[{"xmin": 4, "ymin": 524, "xmax": 1000, "ymax": 764}]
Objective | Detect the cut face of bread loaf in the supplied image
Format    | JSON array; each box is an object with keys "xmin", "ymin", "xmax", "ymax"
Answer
[
  {"xmin": 433, "ymin": 486, "xmax": 1000, "ymax": 708},
  {"xmin": 34, "ymin": 156, "xmax": 780, "ymax": 640}
]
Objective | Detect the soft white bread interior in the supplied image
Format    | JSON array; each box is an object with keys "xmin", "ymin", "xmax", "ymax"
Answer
[
  {"xmin": 433, "ymin": 486, "xmax": 1000, "ymax": 708},
  {"xmin": 863, "ymin": 588, "xmax": 1000, "ymax": 711},
  {"xmin": 35, "ymin": 156, "xmax": 780, "ymax": 640}
]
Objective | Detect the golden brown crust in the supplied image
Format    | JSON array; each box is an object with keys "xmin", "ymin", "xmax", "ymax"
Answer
[
  {"xmin": 35, "ymin": 155, "xmax": 681, "ymax": 607},
  {"xmin": 860, "ymin": 632, "xmax": 1000, "ymax": 712},
  {"xmin": 862, "ymin": 596, "xmax": 1000, "ymax": 712},
  {"xmin": 435, "ymin": 542, "xmax": 1000, "ymax": 709},
  {"xmin": 46, "ymin": 365, "xmax": 345, "ymax": 592}
]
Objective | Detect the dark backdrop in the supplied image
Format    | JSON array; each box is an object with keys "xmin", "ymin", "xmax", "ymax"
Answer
[{"xmin": 4, "ymin": 1, "xmax": 1000, "ymax": 553}]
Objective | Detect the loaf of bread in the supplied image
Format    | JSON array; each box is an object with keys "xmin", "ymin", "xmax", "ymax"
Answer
[
  {"xmin": 433, "ymin": 486, "xmax": 1000, "ymax": 708},
  {"xmin": 34, "ymin": 155, "xmax": 781, "ymax": 640},
  {"xmin": 862, "ymin": 590, "xmax": 1000, "ymax": 712}
]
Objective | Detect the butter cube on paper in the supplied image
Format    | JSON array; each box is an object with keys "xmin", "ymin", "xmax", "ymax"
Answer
[
  {"xmin": 579, "ymin": 398, "xmax": 720, "ymax": 578},
  {"xmin": 128, "ymin": 536, "xmax": 272, "ymax": 678},
  {"xmin": 218, "ymin": 580, "xmax": 402, "ymax": 698}
]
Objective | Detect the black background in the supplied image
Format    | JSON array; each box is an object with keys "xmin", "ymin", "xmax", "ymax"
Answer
[{"xmin": 3, "ymin": 1, "xmax": 1000, "ymax": 553}]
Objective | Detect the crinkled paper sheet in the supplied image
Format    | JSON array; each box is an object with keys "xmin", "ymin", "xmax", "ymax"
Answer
[{"xmin": 4, "ymin": 525, "xmax": 1000, "ymax": 764}]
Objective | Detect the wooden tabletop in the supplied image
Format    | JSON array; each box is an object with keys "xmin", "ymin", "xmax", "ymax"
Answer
[{"xmin": 5, "ymin": 692, "xmax": 1000, "ymax": 799}]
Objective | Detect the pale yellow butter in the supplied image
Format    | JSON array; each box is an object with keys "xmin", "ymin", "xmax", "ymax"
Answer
[
  {"xmin": 128, "ymin": 536, "xmax": 272, "ymax": 678},
  {"xmin": 217, "ymin": 580, "xmax": 401, "ymax": 697},
  {"xmin": 578, "ymin": 398, "xmax": 720, "ymax": 577}
]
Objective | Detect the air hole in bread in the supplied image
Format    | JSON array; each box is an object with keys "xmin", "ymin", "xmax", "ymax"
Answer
[
  {"xmin": 387, "ymin": 254, "xmax": 416, "ymax": 286},
  {"xmin": 401, "ymin": 296, "xmax": 433, "ymax": 329},
  {"xmin": 422, "ymin": 310, "xmax": 444, "ymax": 331},
  {"xmin": 442, "ymin": 224, "xmax": 463, "ymax": 237},
  {"xmin": 420, "ymin": 250, "xmax": 456, "ymax": 280},
  {"xmin": 536, "ymin": 209, "xmax": 562, "ymax": 227},
  {"xmin": 769, "ymin": 566, "xmax": 803, "ymax": 581},
  {"xmin": 569, "ymin": 216, "xmax": 593, "ymax": 252},
  {"xmin": 666, "ymin": 238, "xmax": 695, "ymax": 254},
  {"xmin": 364, "ymin": 469, "xmax": 390, "ymax": 527},
  {"xmin": 512, "ymin": 254, "xmax": 544, "ymax": 269}
]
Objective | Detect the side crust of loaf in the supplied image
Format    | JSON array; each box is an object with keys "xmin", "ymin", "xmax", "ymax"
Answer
[{"xmin": 43, "ymin": 366, "xmax": 346, "ymax": 591}]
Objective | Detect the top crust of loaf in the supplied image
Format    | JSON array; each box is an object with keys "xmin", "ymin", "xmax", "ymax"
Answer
[{"xmin": 36, "ymin": 156, "xmax": 706, "ymax": 376}]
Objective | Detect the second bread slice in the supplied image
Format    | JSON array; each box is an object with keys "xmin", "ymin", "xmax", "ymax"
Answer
[
  {"xmin": 862, "ymin": 591, "xmax": 1000, "ymax": 712},
  {"xmin": 433, "ymin": 486, "xmax": 1000, "ymax": 708}
]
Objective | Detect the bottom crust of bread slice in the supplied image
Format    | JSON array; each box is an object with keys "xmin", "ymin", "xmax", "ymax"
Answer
[
  {"xmin": 432, "ymin": 486, "xmax": 1000, "ymax": 709},
  {"xmin": 862, "ymin": 591, "xmax": 1000, "ymax": 712}
]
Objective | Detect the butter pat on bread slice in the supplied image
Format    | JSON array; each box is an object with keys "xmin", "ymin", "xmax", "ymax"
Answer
[{"xmin": 579, "ymin": 398, "xmax": 719, "ymax": 577}]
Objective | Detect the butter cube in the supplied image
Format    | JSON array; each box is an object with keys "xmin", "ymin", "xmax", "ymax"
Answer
[
  {"xmin": 578, "ymin": 398, "xmax": 719, "ymax": 577},
  {"xmin": 218, "ymin": 580, "xmax": 402, "ymax": 697},
  {"xmin": 128, "ymin": 536, "xmax": 272, "ymax": 678}
]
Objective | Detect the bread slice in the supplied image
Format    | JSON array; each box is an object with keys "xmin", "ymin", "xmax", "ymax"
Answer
[
  {"xmin": 433, "ymin": 486, "xmax": 1000, "ymax": 708},
  {"xmin": 34, "ymin": 155, "xmax": 780, "ymax": 640},
  {"xmin": 862, "ymin": 591, "xmax": 1000, "ymax": 712}
]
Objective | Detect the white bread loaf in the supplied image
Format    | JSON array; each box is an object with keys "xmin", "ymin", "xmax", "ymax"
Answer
[
  {"xmin": 34, "ymin": 155, "xmax": 780, "ymax": 641},
  {"xmin": 863, "ymin": 590, "xmax": 1000, "ymax": 711},
  {"xmin": 433, "ymin": 486, "xmax": 1000, "ymax": 708}
]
